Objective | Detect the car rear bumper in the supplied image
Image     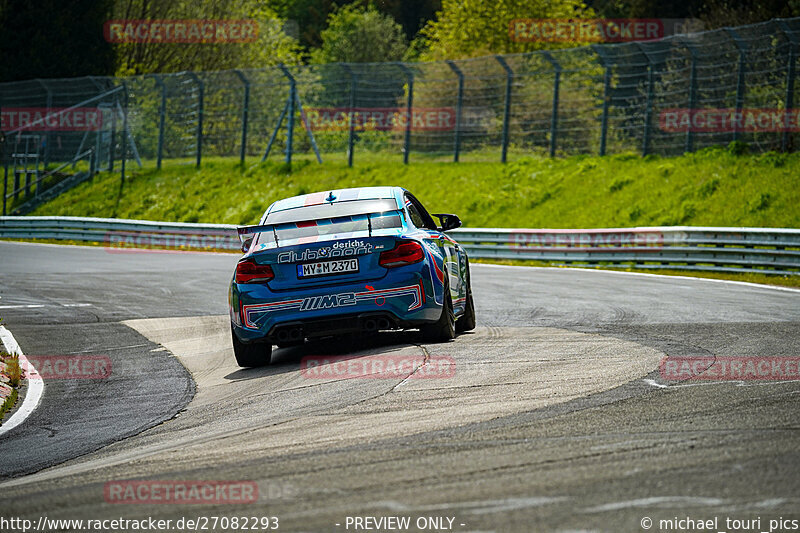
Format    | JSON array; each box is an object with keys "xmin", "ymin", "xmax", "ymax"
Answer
[{"xmin": 230, "ymin": 270, "xmax": 440, "ymax": 343}]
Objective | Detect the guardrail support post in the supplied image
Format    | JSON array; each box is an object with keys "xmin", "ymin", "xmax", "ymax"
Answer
[
  {"xmin": 592, "ymin": 45, "xmax": 612, "ymax": 156},
  {"xmin": 342, "ymin": 64, "xmax": 357, "ymax": 167},
  {"xmin": 543, "ymin": 52, "xmax": 561, "ymax": 157},
  {"xmin": 778, "ymin": 21, "xmax": 798, "ymax": 153},
  {"xmin": 495, "ymin": 55, "xmax": 513, "ymax": 163},
  {"xmin": 233, "ymin": 70, "xmax": 250, "ymax": 165},
  {"xmin": 185, "ymin": 72, "xmax": 204, "ymax": 167},
  {"xmin": 397, "ymin": 63, "xmax": 414, "ymax": 164},
  {"xmin": 147, "ymin": 74, "xmax": 167, "ymax": 170},
  {"xmin": 725, "ymin": 29, "xmax": 748, "ymax": 144},
  {"xmin": 446, "ymin": 60, "xmax": 464, "ymax": 162},
  {"xmin": 636, "ymin": 44, "xmax": 656, "ymax": 156}
]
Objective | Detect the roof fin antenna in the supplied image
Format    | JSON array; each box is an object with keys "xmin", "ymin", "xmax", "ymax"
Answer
[{"xmin": 326, "ymin": 191, "xmax": 336, "ymax": 203}]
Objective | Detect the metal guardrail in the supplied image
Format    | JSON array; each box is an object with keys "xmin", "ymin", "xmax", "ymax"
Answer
[{"xmin": 0, "ymin": 217, "xmax": 798, "ymax": 275}]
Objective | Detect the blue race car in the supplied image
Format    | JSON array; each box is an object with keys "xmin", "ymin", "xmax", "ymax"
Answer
[{"xmin": 229, "ymin": 186, "xmax": 476, "ymax": 367}]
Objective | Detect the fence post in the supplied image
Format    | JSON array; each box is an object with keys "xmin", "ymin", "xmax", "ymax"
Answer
[
  {"xmin": 147, "ymin": 74, "xmax": 167, "ymax": 169},
  {"xmin": 679, "ymin": 39, "xmax": 699, "ymax": 153},
  {"xmin": 0, "ymin": 97, "xmax": 4, "ymax": 214},
  {"xmin": 446, "ymin": 60, "xmax": 464, "ymax": 163},
  {"xmin": 261, "ymin": 67, "xmax": 290, "ymax": 163},
  {"xmin": 233, "ymin": 70, "xmax": 250, "ymax": 165},
  {"xmin": 277, "ymin": 65, "xmax": 297, "ymax": 165},
  {"xmin": 725, "ymin": 28, "xmax": 748, "ymax": 144},
  {"xmin": 397, "ymin": 63, "xmax": 414, "ymax": 164},
  {"xmin": 636, "ymin": 44, "xmax": 656, "ymax": 156},
  {"xmin": 495, "ymin": 55, "xmax": 513, "ymax": 163},
  {"xmin": 2, "ymin": 158, "xmax": 7, "ymax": 216},
  {"xmin": 592, "ymin": 45, "xmax": 612, "ymax": 156},
  {"xmin": 109, "ymin": 96, "xmax": 117, "ymax": 172},
  {"xmin": 186, "ymin": 72, "xmax": 204, "ymax": 167},
  {"xmin": 778, "ymin": 21, "xmax": 798, "ymax": 153},
  {"xmin": 120, "ymin": 81, "xmax": 128, "ymax": 184},
  {"xmin": 342, "ymin": 64, "xmax": 357, "ymax": 167},
  {"xmin": 543, "ymin": 52, "xmax": 561, "ymax": 157},
  {"xmin": 36, "ymin": 79, "xmax": 51, "ymax": 168}
]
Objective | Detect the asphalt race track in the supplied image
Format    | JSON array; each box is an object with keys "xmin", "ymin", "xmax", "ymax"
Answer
[{"xmin": 1, "ymin": 240, "xmax": 799, "ymax": 532}]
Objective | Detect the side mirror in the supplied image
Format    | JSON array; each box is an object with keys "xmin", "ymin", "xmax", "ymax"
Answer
[
  {"xmin": 241, "ymin": 236, "xmax": 254, "ymax": 253},
  {"xmin": 432, "ymin": 213, "xmax": 461, "ymax": 232}
]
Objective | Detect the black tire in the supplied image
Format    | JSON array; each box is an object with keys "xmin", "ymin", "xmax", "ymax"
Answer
[
  {"xmin": 456, "ymin": 266, "xmax": 476, "ymax": 332},
  {"xmin": 231, "ymin": 326, "xmax": 272, "ymax": 367},
  {"xmin": 421, "ymin": 275, "xmax": 456, "ymax": 342}
]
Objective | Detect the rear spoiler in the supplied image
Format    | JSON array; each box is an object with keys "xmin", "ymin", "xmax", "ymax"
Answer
[
  {"xmin": 237, "ymin": 209, "xmax": 404, "ymax": 246},
  {"xmin": 237, "ymin": 223, "xmax": 278, "ymax": 246}
]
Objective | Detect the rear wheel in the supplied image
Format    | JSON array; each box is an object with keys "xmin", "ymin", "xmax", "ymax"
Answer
[
  {"xmin": 456, "ymin": 266, "xmax": 476, "ymax": 332},
  {"xmin": 421, "ymin": 275, "xmax": 456, "ymax": 342},
  {"xmin": 231, "ymin": 326, "xmax": 272, "ymax": 367}
]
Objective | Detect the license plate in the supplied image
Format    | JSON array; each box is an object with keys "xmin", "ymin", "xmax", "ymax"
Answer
[{"xmin": 297, "ymin": 258, "xmax": 359, "ymax": 278}]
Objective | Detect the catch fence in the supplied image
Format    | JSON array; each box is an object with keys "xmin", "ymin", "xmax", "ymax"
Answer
[{"xmin": 2, "ymin": 17, "xmax": 800, "ymax": 213}]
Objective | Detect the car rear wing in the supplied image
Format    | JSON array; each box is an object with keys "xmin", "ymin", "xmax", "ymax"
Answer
[{"xmin": 237, "ymin": 209, "xmax": 405, "ymax": 246}]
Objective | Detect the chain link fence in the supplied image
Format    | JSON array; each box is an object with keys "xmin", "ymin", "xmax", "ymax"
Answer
[{"xmin": 1, "ymin": 16, "xmax": 799, "ymax": 193}]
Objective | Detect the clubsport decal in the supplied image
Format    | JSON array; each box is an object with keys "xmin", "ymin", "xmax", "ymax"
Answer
[
  {"xmin": 277, "ymin": 240, "xmax": 373, "ymax": 263},
  {"xmin": 242, "ymin": 282, "xmax": 425, "ymax": 329}
]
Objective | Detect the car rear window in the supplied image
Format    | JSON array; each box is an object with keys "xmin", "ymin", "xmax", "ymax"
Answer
[
  {"xmin": 253, "ymin": 210, "xmax": 403, "ymax": 247},
  {"xmin": 265, "ymin": 199, "xmax": 399, "ymax": 225}
]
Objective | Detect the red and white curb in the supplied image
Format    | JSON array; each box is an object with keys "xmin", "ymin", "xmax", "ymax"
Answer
[{"xmin": 0, "ymin": 325, "xmax": 44, "ymax": 437}]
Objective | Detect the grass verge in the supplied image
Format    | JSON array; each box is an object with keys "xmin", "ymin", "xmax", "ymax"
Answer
[
  {"xmin": 0, "ymin": 351, "xmax": 21, "ymax": 424},
  {"xmin": 12, "ymin": 143, "xmax": 798, "ymax": 288},
  {"xmin": 29, "ymin": 146, "xmax": 800, "ymax": 229}
]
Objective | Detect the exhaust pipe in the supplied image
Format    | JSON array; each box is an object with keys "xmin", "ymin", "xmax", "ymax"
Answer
[
  {"xmin": 377, "ymin": 318, "xmax": 391, "ymax": 330},
  {"xmin": 288, "ymin": 328, "xmax": 303, "ymax": 341},
  {"xmin": 362, "ymin": 318, "xmax": 377, "ymax": 331},
  {"xmin": 276, "ymin": 329, "xmax": 291, "ymax": 343}
]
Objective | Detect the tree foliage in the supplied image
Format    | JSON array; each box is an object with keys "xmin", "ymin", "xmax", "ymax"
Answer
[
  {"xmin": 418, "ymin": 0, "xmax": 595, "ymax": 59},
  {"xmin": 112, "ymin": 0, "xmax": 302, "ymax": 75},
  {"xmin": 310, "ymin": 4, "xmax": 408, "ymax": 63},
  {"xmin": 588, "ymin": 0, "xmax": 800, "ymax": 26},
  {"xmin": 0, "ymin": 0, "xmax": 115, "ymax": 82},
  {"xmin": 270, "ymin": 0, "xmax": 439, "ymax": 51}
]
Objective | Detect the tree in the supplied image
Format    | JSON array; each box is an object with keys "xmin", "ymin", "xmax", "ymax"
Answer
[
  {"xmin": 371, "ymin": 0, "xmax": 441, "ymax": 41},
  {"xmin": 697, "ymin": 0, "xmax": 800, "ymax": 28},
  {"xmin": 418, "ymin": 0, "xmax": 598, "ymax": 59},
  {"xmin": 111, "ymin": 0, "xmax": 302, "ymax": 75},
  {"xmin": 270, "ymin": 0, "xmax": 346, "ymax": 50},
  {"xmin": 271, "ymin": 0, "xmax": 439, "ymax": 52},
  {"xmin": 0, "ymin": 0, "xmax": 115, "ymax": 82},
  {"xmin": 587, "ymin": 0, "xmax": 800, "ymax": 25},
  {"xmin": 310, "ymin": 4, "xmax": 408, "ymax": 63}
]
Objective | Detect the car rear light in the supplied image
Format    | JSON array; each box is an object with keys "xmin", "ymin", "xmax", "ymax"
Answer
[
  {"xmin": 379, "ymin": 241, "xmax": 425, "ymax": 268},
  {"xmin": 235, "ymin": 258, "xmax": 275, "ymax": 283}
]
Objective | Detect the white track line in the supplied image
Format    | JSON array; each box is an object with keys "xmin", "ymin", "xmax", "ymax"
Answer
[
  {"xmin": 473, "ymin": 263, "xmax": 800, "ymax": 294},
  {"xmin": 0, "ymin": 326, "xmax": 44, "ymax": 437}
]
